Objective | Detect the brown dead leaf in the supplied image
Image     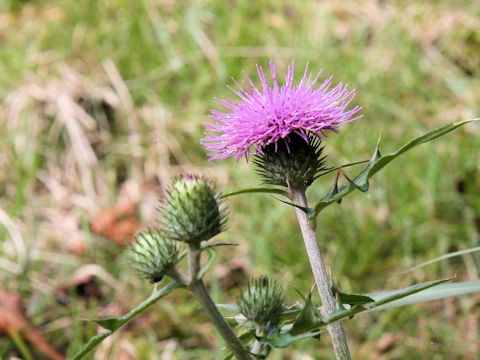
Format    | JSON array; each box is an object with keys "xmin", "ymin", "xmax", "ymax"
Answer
[
  {"xmin": 0, "ymin": 286, "xmax": 64, "ymax": 360},
  {"xmin": 90, "ymin": 200, "xmax": 141, "ymax": 246}
]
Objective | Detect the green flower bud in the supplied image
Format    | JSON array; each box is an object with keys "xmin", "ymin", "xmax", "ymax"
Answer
[
  {"xmin": 127, "ymin": 229, "xmax": 178, "ymax": 283},
  {"xmin": 160, "ymin": 175, "xmax": 227, "ymax": 244},
  {"xmin": 253, "ymin": 133, "xmax": 326, "ymax": 189},
  {"xmin": 238, "ymin": 277, "xmax": 284, "ymax": 328}
]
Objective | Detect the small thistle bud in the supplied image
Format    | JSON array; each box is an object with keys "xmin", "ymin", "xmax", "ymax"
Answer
[
  {"xmin": 160, "ymin": 175, "xmax": 227, "ymax": 244},
  {"xmin": 238, "ymin": 277, "xmax": 284, "ymax": 328},
  {"xmin": 253, "ymin": 132, "xmax": 326, "ymax": 189},
  {"xmin": 127, "ymin": 229, "xmax": 178, "ymax": 283}
]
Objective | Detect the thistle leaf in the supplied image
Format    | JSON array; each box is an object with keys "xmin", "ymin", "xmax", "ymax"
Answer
[
  {"xmin": 300, "ymin": 278, "xmax": 451, "ymax": 333},
  {"xmin": 337, "ymin": 292, "xmax": 375, "ymax": 307},
  {"xmin": 262, "ymin": 330, "xmax": 322, "ymax": 348},
  {"xmin": 274, "ymin": 197, "xmax": 314, "ymax": 215},
  {"xmin": 290, "ymin": 292, "xmax": 320, "ymax": 335},
  {"xmin": 368, "ymin": 279, "xmax": 480, "ymax": 310},
  {"xmin": 314, "ymin": 119, "xmax": 478, "ymax": 217}
]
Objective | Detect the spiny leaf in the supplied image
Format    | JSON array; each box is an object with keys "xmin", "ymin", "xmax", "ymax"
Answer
[
  {"xmin": 314, "ymin": 159, "xmax": 370, "ymax": 179},
  {"xmin": 297, "ymin": 278, "xmax": 451, "ymax": 334},
  {"xmin": 221, "ymin": 187, "xmax": 288, "ymax": 199},
  {"xmin": 274, "ymin": 197, "xmax": 314, "ymax": 215},
  {"xmin": 290, "ymin": 292, "xmax": 320, "ymax": 335},
  {"xmin": 93, "ymin": 317, "xmax": 122, "ymax": 332},
  {"xmin": 313, "ymin": 119, "xmax": 478, "ymax": 217},
  {"xmin": 262, "ymin": 330, "xmax": 322, "ymax": 348},
  {"xmin": 72, "ymin": 281, "xmax": 180, "ymax": 360}
]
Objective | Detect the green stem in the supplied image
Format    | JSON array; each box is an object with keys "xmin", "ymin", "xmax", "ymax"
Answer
[
  {"xmin": 289, "ymin": 187, "xmax": 351, "ymax": 360},
  {"xmin": 191, "ymin": 279, "xmax": 253, "ymax": 360},
  {"xmin": 187, "ymin": 244, "xmax": 252, "ymax": 360}
]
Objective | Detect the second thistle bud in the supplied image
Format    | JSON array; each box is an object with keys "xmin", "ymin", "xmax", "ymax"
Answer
[
  {"xmin": 160, "ymin": 175, "xmax": 227, "ymax": 245},
  {"xmin": 127, "ymin": 229, "xmax": 178, "ymax": 283},
  {"xmin": 238, "ymin": 277, "xmax": 285, "ymax": 328}
]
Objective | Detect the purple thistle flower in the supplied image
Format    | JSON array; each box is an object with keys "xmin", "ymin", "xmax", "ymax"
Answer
[{"xmin": 201, "ymin": 61, "xmax": 362, "ymax": 160}]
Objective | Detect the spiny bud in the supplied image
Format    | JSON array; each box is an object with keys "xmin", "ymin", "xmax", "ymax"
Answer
[
  {"xmin": 127, "ymin": 229, "xmax": 178, "ymax": 283},
  {"xmin": 160, "ymin": 175, "xmax": 227, "ymax": 244},
  {"xmin": 238, "ymin": 277, "xmax": 284, "ymax": 328},
  {"xmin": 253, "ymin": 132, "xmax": 326, "ymax": 189}
]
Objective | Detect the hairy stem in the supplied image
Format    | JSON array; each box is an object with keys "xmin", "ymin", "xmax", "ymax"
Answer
[
  {"xmin": 187, "ymin": 245, "xmax": 253, "ymax": 360},
  {"xmin": 289, "ymin": 187, "xmax": 351, "ymax": 360}
]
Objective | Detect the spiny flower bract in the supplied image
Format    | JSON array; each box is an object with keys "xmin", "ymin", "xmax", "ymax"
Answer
[
  {"xmin": 127, "ymin": 228, "xmax": 178, "ymax": 283},
  {"xmin": 253, "ymin": 132, "xmax": 327, "ymax": 188},
  {"xmin": 159, "ymin": 175, "xmax": 227, "ymax": 244},
  {"xmin": 202, "ymin": 61, "xmax": 361, "ymax": 160},
  {"xmin": 238, "ymin": 277, "xmax": 285, "ymax": 328}
]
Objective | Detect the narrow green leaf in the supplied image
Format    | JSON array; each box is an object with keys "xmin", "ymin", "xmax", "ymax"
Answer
[
  {"xmin": 222, "ymin": 187, "xmax": 288, "ymax": 199},
  {"xmin": 337, "ymin": 292, "xmax": 374, "ymax": 306},
  {"xmin": 197, "ymin": 247, "xmax": 218, "ymax": 279},
  {"xmin": 369, "ymin": 280, "xmax": 480, "ymax": 310},
  {"xmin": 314, "ymin": 119, "xmax": 478, "ymax": 217},
  {"xmin": 369, "ymin": 278, "xmax": 451, "ymax": 307},
  {"xmin": 72, "ymin": 281, "xmax": 180, "ymax": 360}
]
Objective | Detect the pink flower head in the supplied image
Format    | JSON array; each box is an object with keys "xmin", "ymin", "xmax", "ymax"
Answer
[{"xmin": 201, "ymin": 61, "xmax": 362, "ymax": 160}]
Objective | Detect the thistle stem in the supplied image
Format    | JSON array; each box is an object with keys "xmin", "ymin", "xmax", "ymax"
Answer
[
  {"xmin": 289, "ymin": 187, "xmax": 351, "ymax": 360},
  {"xmin": 187, "ymin": 245, "xmax": 253, "ymax": 360}
]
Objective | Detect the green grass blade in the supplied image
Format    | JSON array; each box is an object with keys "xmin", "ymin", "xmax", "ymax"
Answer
[{"xmin": 400, "ymin": 246, "xmax": 480, "ymax": 275}]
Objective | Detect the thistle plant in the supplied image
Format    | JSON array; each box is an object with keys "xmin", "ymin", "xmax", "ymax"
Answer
[
  {"xmin": 203, "ymin": 61, "xmax": 361, "ymax": 358},
  {"xmin": 73, "ymin": 62, "xmax": 479, "ymax": 360}
]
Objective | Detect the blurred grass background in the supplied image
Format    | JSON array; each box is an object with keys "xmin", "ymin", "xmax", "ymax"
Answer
[{"xmin": 0, "ymin": 0, "xmax": 479, "ymax": 359}]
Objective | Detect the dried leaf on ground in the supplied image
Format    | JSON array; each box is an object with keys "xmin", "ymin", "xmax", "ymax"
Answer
[{"xmin": 90, "ymin": 200, "xmax": 141, "ymax": 246}]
